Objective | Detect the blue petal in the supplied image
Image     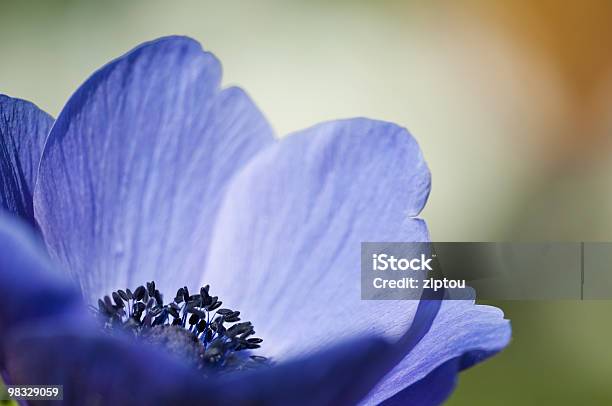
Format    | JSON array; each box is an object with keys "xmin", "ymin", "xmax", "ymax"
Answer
[
  {"xmin": 200, "ymin": 117, "xmax": 509, "ymax": 404},
  {"xmin": 4, "ymin": 318, "xmax": 205, "ymax": 405},
  {"xmin": 363, "ymin": 299, "xmax": 511, "ymax": 405},
  {"xmin": 0, "ymin": 95, "xmax": 53, "ymax": 224},
  {"xmin": 206, "ymin": 337, "xmax": 393, "ymax": 405},
  {"xmin": 200, "ymin": 118, "xmax": 431, "ymax": 361},
  {"xmin": 0, "ymin": 211, "xmax": 79, "ymax": 367},
  {"xmin": 379, "ymin": 357, "xmax": 461, "ymax": 406},
  {"xmin": 33, "ymin": 36, "xmax": 274, "ymax": 302},
  {"xmin": 4, "ymin": 318, "xmax": 393, "ymax": 405}
]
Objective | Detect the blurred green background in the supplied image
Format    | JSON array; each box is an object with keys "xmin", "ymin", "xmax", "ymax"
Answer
[{"xmin": 1, "ymin": 0, "xmax": 612, "ymax": 404}]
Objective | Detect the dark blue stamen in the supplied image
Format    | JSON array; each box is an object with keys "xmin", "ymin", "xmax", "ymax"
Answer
[{"xmin": 94, "ymin": 281, "xmax": 268, "ymax": 374}]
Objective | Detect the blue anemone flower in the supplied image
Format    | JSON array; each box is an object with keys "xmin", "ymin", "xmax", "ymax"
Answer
[{"xmin": 0, "ymin": 36, "xmax": 510, "ymax": 405}]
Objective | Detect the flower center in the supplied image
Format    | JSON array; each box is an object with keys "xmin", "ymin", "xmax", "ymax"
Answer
[{"xmin": 95, "ymin": 281, "xmax": 268, "ymax": 375}]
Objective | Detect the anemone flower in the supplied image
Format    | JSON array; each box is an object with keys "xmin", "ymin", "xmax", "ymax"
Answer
[{"xmin": 0, "ymin": 36, "xmax": 510, "ymax": 405}]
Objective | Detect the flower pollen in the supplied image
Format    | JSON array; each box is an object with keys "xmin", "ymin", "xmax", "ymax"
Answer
[{"xmin": 94, "ymin": 281, "xmax": 268, "ymax": 376}]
